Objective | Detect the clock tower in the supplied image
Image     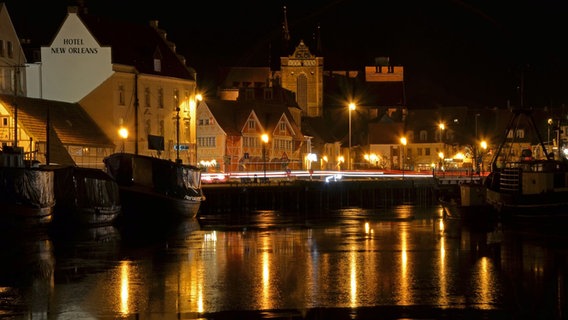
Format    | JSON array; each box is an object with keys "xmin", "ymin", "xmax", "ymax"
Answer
[{"xmin": 280, "ymin": 40, "xmax": 324, "ymax": 117}]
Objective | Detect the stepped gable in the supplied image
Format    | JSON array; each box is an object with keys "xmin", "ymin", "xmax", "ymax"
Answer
[{"xmin": 78, "ymin": 13, "xmax": 194, "ymax": 80}]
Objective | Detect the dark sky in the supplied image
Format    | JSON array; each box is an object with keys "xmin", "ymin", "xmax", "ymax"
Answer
[{"xmin": 4, "ymin": 0, "xmax": 568, "ymax": 107}]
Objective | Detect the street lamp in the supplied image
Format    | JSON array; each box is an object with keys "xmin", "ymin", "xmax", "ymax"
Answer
[
  {"xmin": 474, "ymin": 114, "xmax": 480, "ymax": 174},
  {"xmin": 438, "ymin": 122, "xmax": 445, "ymax": 142},
  {"xmin": 548, "ymin": 118, "xmax": 553, "ymax": 148},
  {"xmin": 118, "ymin": 127, "xmax": 128, "ymax": 152},
  {"xmin": 348, "ymin": 102, "xmax": 356, "ymax": 170},
  {"xmin": 480, "ymin": 140, "xmax": 487, "ymax": 173},
  {"xmin": 175, "ymin": 107, "xmax": 181, "ymax": 163},
  {"xmin": 400, "ymin": 137, "xmax": 407, "ymax": 179},
  {"xmin": 261, "ymin": 133, "xmax": 269, "ymax": 183}
]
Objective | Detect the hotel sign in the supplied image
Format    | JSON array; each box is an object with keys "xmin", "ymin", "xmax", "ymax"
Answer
[{"xmin": 51, "ymin": 38, "xmax": 98, "ymax": 54}]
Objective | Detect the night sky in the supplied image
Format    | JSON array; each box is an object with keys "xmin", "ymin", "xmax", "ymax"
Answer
[{"xmin": 4, "ymin": 0, "xmax": 568, "ymax": 108}]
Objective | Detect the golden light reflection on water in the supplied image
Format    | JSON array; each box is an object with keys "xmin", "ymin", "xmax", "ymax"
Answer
[
  {"xmin": 261, "ymin": 236, "xmax": 271, "ymax": 310},
  {"xmin": 350, "ymin": 246, "xmax": 357, "ymax": 308},
  {"xmin": 398, "ymin": 228, "xmax": 411, "ymax": 305},
  {"xmin": 473, "ymin": 256, "xmax": 494, "ymax": 309},
  {"xmin": 120, "ymin": 208, "xmax": 507, "ymax": 314},
  {"xmin": 438, "ymin": 232, "xmax": 448, "ymax": 307},
  {"xmin": 120, "ymin": 261, "xmax": 130, "ymax": 315}
]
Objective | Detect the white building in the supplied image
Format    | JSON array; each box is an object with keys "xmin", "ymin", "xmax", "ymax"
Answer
[{"xmin": 24, "ymin": 6, "xmax": 200, "ymax": 165}]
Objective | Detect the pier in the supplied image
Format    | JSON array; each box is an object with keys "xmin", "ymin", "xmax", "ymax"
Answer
[{"xmin": 199, "ymin": 177, "xmax": 440, "ymax": 214}]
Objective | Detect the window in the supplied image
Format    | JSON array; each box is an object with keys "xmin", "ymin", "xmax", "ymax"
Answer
[
  {"xmin": 158, "ymin": 88, "xmax": 164, "ymax": 108},
  {"xmin": 0, "ymin": 40, "xmax": 4, "ymax": 57},
  {"xmin": 1, "ymin": 116, "xmax": 8, "ymax": 127},
  {"xmin": 173, "ymin": 89, "xmax": 179, "ymax": 110},
  {"xmin": 159, "ymin": 120, "xmax": 164, "ymax": 136},
  {"xmin": 245, "ymin": 88, "xmax": 254, "ymax": 100},
  {"xmin": 118, "ymin": 84, "xmax": 125, "ymax": 105},
  {"xmin": 144, "ymin": 87, "xmax": 151, "ymax": 108},
  {"xmin": 279, "ymin": 122, "xmax": 286, "ymax": 132},
  {"xmin": 7, "ymin": 41, "xmax": 13, "ymax": 58},
  {"xmin": 425, "ymin": 148, "xmax": 431, "ymax": 156},
  {"xmin": 419, "ymin": 130, "xmax": 428, "ymax": 141},
  {"xmin": 145, "ymin": 119, "xmax": 151, "ymax": 137},
  {"xmin": 516, "ymin": 129, "xmax": 525, "ymax": 139},
  {"xmin": 153, "ymin": 58, "xmax": 161, "ymax": 72},
  {"xmin": 248, "ymin": 119, "xmax": 255, "ymax": 129},
  {"xmin": 264, "ymin": 88, "xmax": 273, "ymax": 100},
  {"xmin": 198, "ymin": 137, "xmax": 216, "ymax": 147},
  {"xmin": 417, "ymin": 148, "xmax": 423, "ymax": 156},
  {"xmin": 184, "ymin": 91, "xmax": 190, "ymax": 112}
]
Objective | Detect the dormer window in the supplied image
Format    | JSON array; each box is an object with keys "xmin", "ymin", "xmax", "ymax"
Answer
[
  {"xmin": 154, "ymin": 59, "xmax": 161, "ymax": 72},
  {"xmin": 153, "ymin": 47, "xmax": 162, "ymax": 72}
]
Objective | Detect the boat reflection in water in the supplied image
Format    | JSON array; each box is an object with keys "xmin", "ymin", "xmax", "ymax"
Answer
[
  {"xmin": 0, "ymin": 228, "xmax": 54, "ymax": 319},
  {"xmin": 1, "ymin": 206, "xmax": 567, "ymax": 319}
]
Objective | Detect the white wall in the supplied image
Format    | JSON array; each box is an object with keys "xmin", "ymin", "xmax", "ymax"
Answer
[{"xmin": 40, "ymin": 13, "xmax": 113, "ymax": 103}]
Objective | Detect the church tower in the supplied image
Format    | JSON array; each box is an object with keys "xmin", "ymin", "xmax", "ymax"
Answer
[{"xmin": 279, "ymin": 40, "xmax": 324, "ymax": 117}]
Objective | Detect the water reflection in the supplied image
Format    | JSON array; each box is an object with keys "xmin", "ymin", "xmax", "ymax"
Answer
[{"xmin": 1, "ymin": 207, "xmax": 567, "ymax": 318}]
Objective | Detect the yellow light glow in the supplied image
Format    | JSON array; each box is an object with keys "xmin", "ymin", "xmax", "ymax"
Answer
[
  {"xmin": 348, "ymin": 102, "xmax": 356, "ymax": 111},
  {"xmin": 261, "ymin": 134, "xmax": 269, "ymax": 143},
  {"xmin": 118, "ymin": 127, "xmax": 129, "ymax": 139},
  {"xmin": 481, "ymin": 141, "xmax": 487, "ymax": 150},
  {"xmin": 400, "ymin": 137, "xmax": 407, "ymax": 146}
]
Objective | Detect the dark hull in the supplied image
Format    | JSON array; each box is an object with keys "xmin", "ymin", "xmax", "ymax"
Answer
[
  {"xmin": 103, "ymin": 153, "xmax": 204, "ymax": 222},
  {"xmin": 486, "ymin": 187, "xmax": 568, "ymax": 218},
  {"xmin": 118, "ymin": 184, "xmax": 202, "ymax": 220},
  {"xmin": 50, "ymin": 166, "xmax": 121, "ymax": 227},
  {"xmin": 0, "ymin": 167, "xmax": 55, "ymax": 228},
  {"xmin": 439, "ymin": 198, "xmax": 495, "ymax": 222}
]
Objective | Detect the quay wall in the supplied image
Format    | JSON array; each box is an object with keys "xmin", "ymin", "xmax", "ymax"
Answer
[{"xmin": 199, "ymin": 178, "xmax": 440, "ymax": 214}]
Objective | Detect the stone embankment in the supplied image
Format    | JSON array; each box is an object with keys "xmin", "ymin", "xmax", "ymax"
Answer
[{"xmin": 200, "ymin": 178, "xmax": 440, "ymax": 214}]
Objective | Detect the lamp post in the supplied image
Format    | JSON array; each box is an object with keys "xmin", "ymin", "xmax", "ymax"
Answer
[
  {"xmin": 261, "ymin": 133, "xmax": 269, "ymax": 183},
  {"xmin": 548, "ymin": 118, "xmax": 553, "ymax": 148},
  {"xmin": 348, "ymin": 103, "xmax": 356, "ymax": 170},
  {"xmin": 175, "ymin": 107, "xmax": 181, "ymax": 163},
  {"xmin": 474, "ymin": 114, "xmax": 480, "ymax": 174},
  {"xmin": 118, "ymin": 127, "xmax": 129, "ymax": 152},
  {"xmin": 438, "ymin": 122, "xmax": 445, "ymax": 142},
  {"xmin": 480, "ymin": 140, "xmax": 487, "ymax": 173},
  {"xmin": 400, "ymin": 137, "xmax": 407, "ymax": 179},
  {"xmin": 438, "ymin": 123, "xmax": 445, "ymax": 170}
]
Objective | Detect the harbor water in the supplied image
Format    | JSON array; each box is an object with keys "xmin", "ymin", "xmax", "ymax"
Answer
[{"xmin": 0, "ymin": 205, "xmax": 566, "ymax": 319}]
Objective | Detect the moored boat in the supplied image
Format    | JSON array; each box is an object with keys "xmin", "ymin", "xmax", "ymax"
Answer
[
  {"xmin": 50, "ymin": 165, "xmax": 121, "ymax": 227},
  {"xmin": 440, "ymin": 180, "xmax": 495, "ymax": 222},
  {"xmin": 0, "ymin": 146, "xmax": 55, "ymax": 228},
  {"xmin": 103, "ymin": 153, "xmax": 205, "ymax": 222},
  {"xmin": 484, "ymin": 108, "xmax": 568, "ymax": 218}
]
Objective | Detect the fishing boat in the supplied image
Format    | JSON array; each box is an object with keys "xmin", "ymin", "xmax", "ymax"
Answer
[
  {"xmin": 103, "ymin": 153, "xmax": 205, "ymax": 221},
  {"xmin": 0, "ymin": 146, "xmax": 55, "ymax": 228},
  {"xmin": 439, "ymin": 180, "xmax": 496, "ymax": 223},
  {"xmin": 484, "ymin": 108, "xmax": 568, "ymax": 218},
  {"xmin": 50, "ymin": 165, "xmax": 121, "ymax": 227}
]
